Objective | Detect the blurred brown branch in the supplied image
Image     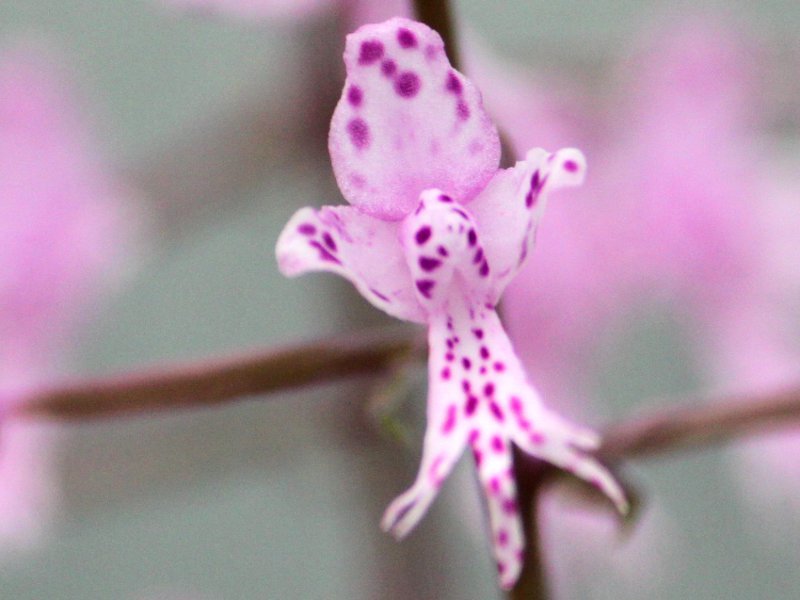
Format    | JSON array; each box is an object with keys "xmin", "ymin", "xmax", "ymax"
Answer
[
  {"xmin": 15, "ymin": 327, "xmax": 422, "ymax": 421},
  {"xmin": 15, "ymin": 325, "xmax": 800, "ymax": 456},
  {"xmin": 15, "ymin": 323, "xmax": 800, "ymax": 600}
]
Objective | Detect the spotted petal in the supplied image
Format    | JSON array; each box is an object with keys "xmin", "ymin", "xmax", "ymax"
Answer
[
  {"xmin": 329, "ymin": 17, "xmax": 501, "ymax": 220},
  {"xmin": 276, "ymin": 205, "xmax": 426, "ymax": 323},
  {"xmin": 468, "ymin": 147, "xmax": 586, "ymax": 304}
]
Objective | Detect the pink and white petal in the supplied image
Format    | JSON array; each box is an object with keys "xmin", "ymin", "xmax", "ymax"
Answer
[
  {"xmin": 159, "ymin": 0, "xmax": 334, "ymax": 20},
  {"xmin": 400, "ymin": 189, "xmax": 492, "ymax": 312},
  {"xmin": 469, "ymin": 433, "xmax": 524, "ymax": 589},
  {"xmin": 381, "ymin": 317, "xmax": 472, "ymax": 538},
  {"xmin": 468, "ymin": 147, "xmax": 586, "ymax": 303},
  {"xmin": 329, "ymin": 17, "xmax": 500, "ymax": 220},
  {"xmin": 276, "ymin": 205, "xmax": 426, "ymax": 323}
]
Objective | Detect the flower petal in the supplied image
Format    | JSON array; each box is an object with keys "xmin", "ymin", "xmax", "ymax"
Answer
[
  {"xmin": 381, "ymin": 317, "xmax": 471, "ymax": 538},
  {"xmin": 400, "ymin": 189, "xmax": 492, "ymax": 312},
  {"xmin": 469, "ymin": 432, "xmax": 524, "ymax": 589},
  {"xmin": 468, "ymin": 147, "xmax": 586, "ymax": 303},
  {"xmin": 276, "ymin": 205, "xmax": 426, "ymax": 323},
  {"xmin": 329, "ymin": 17, "xmax": 500, "ymax": 220}
]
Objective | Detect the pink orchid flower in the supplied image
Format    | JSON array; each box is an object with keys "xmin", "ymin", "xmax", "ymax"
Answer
[
  {"xmin": 275, "ymin": 18, "xmax": 627, "ymax": 588},
  {"xmin": 0, "ymin": 44, "xmax": 129, "ymax": 550}
]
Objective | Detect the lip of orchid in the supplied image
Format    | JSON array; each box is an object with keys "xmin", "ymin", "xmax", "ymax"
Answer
[{"xmin": 276, "ymin": 17, "xmax": 626, "ymax": 590}]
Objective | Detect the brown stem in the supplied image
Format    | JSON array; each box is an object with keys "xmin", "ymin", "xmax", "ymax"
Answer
[
  {"xmin": 13, "ymin": 327, "xmax": 800, "ymax": 456},
  {"xmin": 412, "ymin": 0, "xmax": 461, "ymax": 70},
  {"xmin": 14, "ymin": 327, "xmax": 423, "ymax": 421},
  {"xmin": 600, "ymin": 384, "xmax": 800, "ymax": 460},
  {"xmin": 510, "ymin": 452, "xmax": 550, "ymax": 600}
]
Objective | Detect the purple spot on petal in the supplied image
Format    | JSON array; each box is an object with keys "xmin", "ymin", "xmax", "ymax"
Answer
[
  {"xmin": 350, "ymin": 173, "xmax": 365, "ymax": 188},
  {"xmin": 531, "ymin": 432, "xmax": 546, "ymax": 445},
  {"xmin": 397, "ymin": 27, "xmax": 417, "ymax": 48},
  {"xmin": 479, "ymin": 261, "xmax": 490, "ymax": 277},
  {"xmin": 468, "ymin": 429, "xmax": 479, "ymax": 444},
  {"xmin": 502, "ymin": 499, "xmax": 518, "ymax": 515},
  {"xmin": 490, "ymin": 477, "xmax": 501, "ymax": 494},
  {"xmin": 392, "ymin": 500, "xmax": 417, "ymax": 525},
  {"xmin": 441, "ymin": 367, "xmax": 451, "ymax": 380},
  {"xmin": 462, "ymin": 357, "xmax": 472, "ymax": 370},
  {"xmin": 456, "ymin": 100, "xmax": 470, "ymax": 121},
  {"xmin": 480, "ymin": 346, "xmax": 490, "ymax": 360},
  {"xmin": 467, "ymin": 229, "xmax": 477, "ymax": 247},
  {"xmin": 322, "ymin": 232, "xmax": 337, "ymax": 251},
  {"xmin": 564, "ymin": 159, "xmax": 578, "ymax": 172},
  {"xmin": 347, "ymin": 85, "xmax": 363, "ymax": 107},
  {"xmin": 359, "ymin": 40, "xmax": 384, "ymax": 65},
  {"xmin": 415, "ymin": 226, "xmax": 432, "ymax": 245},
  {"xmin": 347, "ymin": 118, "xmax": 370, "ymax": 149},
  {"xmin": 437, "ymin": 245, "xmax": 449, "ymax": 257},
  {"xmin": 381, "ymin": 59, "xmax": 397, "ymax": 76},
  {"xmin": 446, "ymin": 71, "xmax": 462, "ymax": 94},
  {"xmin": 395, "ymin": 71, "xmax": 421, "ymax": 98},
  {"xmin": 473, "ymin": 448, "xmax": 483, "ymax": 466},
  {"xmin": 497, "ymin": 529, "xmax": 509, "ymax": 546},
  {"xmin": 490, "ymin": 402, "xmax": 504, "ymax": 421},
  {"xmin": 309, "ymin": 241, "xmax": 341, "ymax": 264},
  {"xmin": 445, "ymin": 352, "xmax": 454, "ymax": 362},
  {"xmin": 370, "ymin": 288, "xmax": 389, "ymax": 301},
  {"xmin": 510, "ymin": 396, "xmax": 523, "ymax": 413},
  {"xmin": 483, "ymin": 383, "xmax": 495, "ymax": 396},
  {"xmin": 297, "ymin": 223, "xmax": 316, "ymax": 236},
  {"xmin": 466, "ymin": 395, "xmax": 478, "ymax": 416},
  {"xmin": 492, "ymin": 436, "xmax": 504, "ymax": 452},
  {"xmin": 438, "ymin": 193, "xmax": 453, "ymax": 203},
  {"xmin": 526, "ymin": 171, "xmax": 547, "ymax": 208},
  {"xmin": 462, "ymin": 379, "xmax": 471, "ymax": 392},
  {"xmin": 419, "ymin": 256, "xmax": 442, "ymax": 271},
  {"xmin": 442, "ymin": 404, "xmax": 457, "ymax": 433},
  {"xmin": 416, "ymin": 279, "xmax": 435, "ymax": 298},
  {"xmin": 473, "ymin": 248, "xmax": 484, "ymax": 264}
]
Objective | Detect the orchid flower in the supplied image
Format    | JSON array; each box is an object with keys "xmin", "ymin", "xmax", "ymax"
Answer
[
  {"xmin": 275, "ymin": 18, "xmax": 627, "ymax": 588},
  {"xmin": 0, "ymin": 44, "xmax": 130, "ymax": 550}
]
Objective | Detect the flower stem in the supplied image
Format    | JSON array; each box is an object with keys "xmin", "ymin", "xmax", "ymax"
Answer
[
  {"xmin": 15, "ymin": 327, "xmax": 423, "ymax": 421},
  {"xmin": 15, "ymin": 327, "xmax": 800, "ymax": 456},
  {"xmin": 510, "ymin": 452, "xmax": 550, "ymax": 600}
]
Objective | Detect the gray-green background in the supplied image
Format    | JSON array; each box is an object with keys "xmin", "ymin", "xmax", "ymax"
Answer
[{"xmin": 1, "ymin": 1, "xmax": 800, "ymax": 598}]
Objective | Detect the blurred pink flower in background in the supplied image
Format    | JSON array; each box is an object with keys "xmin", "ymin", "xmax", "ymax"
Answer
[
  {"xmin": 159, "ymin": 0, "xmax": 410, "ymax": 26},
  {"xmin": 496, "ymin": 14, "xmax": 800, "ymax": 592},
  {"xmin": 0, "ymin": 43, "xmax": 134, "ymax": 551}
]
